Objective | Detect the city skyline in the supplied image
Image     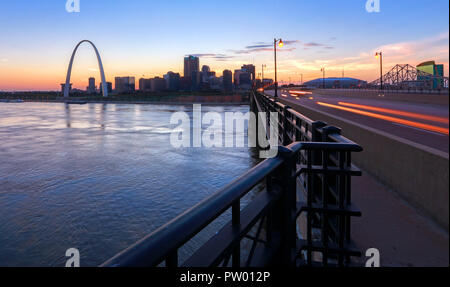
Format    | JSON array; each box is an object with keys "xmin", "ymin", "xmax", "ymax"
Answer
[{"xmin": 0, "ymin": 0, "xmax": 449, "ymax": 91}]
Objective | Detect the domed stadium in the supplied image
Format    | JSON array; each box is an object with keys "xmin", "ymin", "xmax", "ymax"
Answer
[{"xmin": 304, "ymin": 77, "xmax": 367, "ymax": 88}]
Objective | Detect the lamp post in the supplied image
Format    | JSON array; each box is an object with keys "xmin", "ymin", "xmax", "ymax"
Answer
[
  {"xmin": 274, "ymin": 38, "xmax": 283, "ymax": 98},
  {"xmin": 262, "ymin": 64, "xmax": 266, "ymax": 84},
  {"xmin": 321, "ymin": 68, "xmax": 325, "ymax": 89},
  {"xmin": 375, "ymin": 52, "xmax": 383, "ymax": 90}
]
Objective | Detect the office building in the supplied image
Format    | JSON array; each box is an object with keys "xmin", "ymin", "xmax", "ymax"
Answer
[
  {"xmin": 191, "ymin": 71, "xmax": 202, "ymax": 90},
  {"xmin": 417, "ymin": 61, "xmax": 445, "ymax": 89},
  {"xmin": 60, "ymin": 83, "xmax": 72, "ymax": 95},
  {"xmin": 234, "ymin": 69, "xmax": 251, "ymax": 89},
  {"xmin": 99, "ymin": 82, "xmax": 113, "ymax": 95},
  {"xmin": 201, "ymin": 65, "xmax": 210, "ymax": 82},
  {"xmin": 180, "ymin": 77, "xmax": 191, "ymax": 91},
  {"xmin": 87, "ymin": 77, "xmax": 96, "ymax": 94},
  {"xmin": 241, "ymin": 64, "xmax": 256, "ymax": 82},
  {"xmin": 139, "ymin": 78, "xmax": 152, "ymax": 91},
  {"xmin": 151, "ymin": 77, "xmax": 166, "ymax": 92},
  {"xmin": 164, "ymin": 72, "xmax": 181, "ymax": 91},
  {"xmin": 223, "ymin": 70, "xmax": 233, "ymax": 92},
  {"xmin": 184, "ymin": 55, "xmax": 199, "ymax": 78},
  {"xmin": 115, "ymin": 77, "xmax": 135, "ymax": 93}
]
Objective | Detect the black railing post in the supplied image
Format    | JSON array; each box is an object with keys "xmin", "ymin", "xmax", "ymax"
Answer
[
  {"xmin": 282, "ymin": 105, "xmax": 291, "ymax": 146},
  {"xmin": 232, "ymin": 201, "xmax": 241, "ymax": 267},
  {"xmin": 273, "ymin": 146, "xmax": 297, "ymax": 266}
]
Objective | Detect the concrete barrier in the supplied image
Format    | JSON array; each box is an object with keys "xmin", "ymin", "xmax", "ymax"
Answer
[{"xmin": 279, "ymin": 98, "xmax": 449, "ymax": 230}]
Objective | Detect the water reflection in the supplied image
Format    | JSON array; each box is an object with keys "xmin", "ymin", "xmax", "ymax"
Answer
[{"xmin": 0, "ymin": 102, "xmax": 258, "ymax": 266}]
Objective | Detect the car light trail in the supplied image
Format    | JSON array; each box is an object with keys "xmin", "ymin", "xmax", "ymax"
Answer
[
  {"xmin": 338, "ymin": 102, "xmax": 449, "ymax": 124},
  {"xmin": 316, "ymin": 101, "xmax": 449, "ymax": 135},
  {"xmin": 289, "ymin": 90, "xmax": 313, "ymax": 95}
]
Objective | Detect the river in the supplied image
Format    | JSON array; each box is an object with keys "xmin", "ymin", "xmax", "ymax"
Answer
[{"xmin": 0, "ymin": 102, "xmax": 259, "ymax": 266}]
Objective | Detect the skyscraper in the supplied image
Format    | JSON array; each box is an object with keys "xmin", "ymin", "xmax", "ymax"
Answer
[
  {"xmin": 87, "ymin": 77, "xmax": 96, "ymax": 94},
  {"xmin": 223, "ymin": 70, "xmax": 233, "ymax": 92},
  {"xmin": 201, "ymin": 65, "xmax": 210, "ymax": 82},
  {"xmin": 191, "ymin": 71, "xmax": 202, "ymax": 91},
  {"xmin": 241, "ymin": 64, "xmax": 256, "ymax": 82},
  {"xmin": 184, "ymin": 55, "xmax": 199, "ymax": 78}
]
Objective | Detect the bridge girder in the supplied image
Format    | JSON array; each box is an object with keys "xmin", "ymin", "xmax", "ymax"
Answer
[{"xmin": 370, "ymin": 64, "xmax": 449, "ymax": 89}]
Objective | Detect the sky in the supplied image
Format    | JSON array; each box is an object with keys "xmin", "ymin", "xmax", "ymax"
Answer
[{"xmin": 0, "ymin": 0, "xmax": 448, "ymax": 91}]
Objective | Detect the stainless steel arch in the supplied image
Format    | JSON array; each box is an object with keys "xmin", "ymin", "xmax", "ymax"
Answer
[{"xmin": 64, "ymin": 40, "xmax": 108, "ymax": 98}]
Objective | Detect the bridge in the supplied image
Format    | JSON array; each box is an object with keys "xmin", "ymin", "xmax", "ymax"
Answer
[
  {"xmin": 102, "ymin": 91, "xmax": 364, "ymax": 267},
  {"xmin": 369, "ymin": 64, "xmax": 449, "ymax": 90}
]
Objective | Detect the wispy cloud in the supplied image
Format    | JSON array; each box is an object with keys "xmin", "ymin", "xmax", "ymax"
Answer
[
  {"xmin": 231, "ymin": 40, "xmax": 299, "ymax": 55},
  {"xmin": 1, "ymin": 58, "xmax": 8, "ymax": 63},
  {"xmin": 303, "ymin": 42, "xmax": 324, "ymax": 47},
  {"xmin": 188, "ymin": 53, "xmax": 235, "ymax": 61}
]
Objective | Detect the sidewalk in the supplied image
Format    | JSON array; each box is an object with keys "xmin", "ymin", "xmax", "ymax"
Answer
[{"xmin": 351, "ymin": 171, "xmax": 449, "ymax": 267}]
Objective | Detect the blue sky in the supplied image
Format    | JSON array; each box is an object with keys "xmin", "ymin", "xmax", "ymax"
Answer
[{"xmin": 0, "ymin": 0, "xmax": 448, "ymax": 90}]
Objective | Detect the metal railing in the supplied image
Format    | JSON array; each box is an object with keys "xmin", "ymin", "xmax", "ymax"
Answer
[
  {"xmin": 253, "ymin": 91, "xmax": 363, "ymax": 266},
  {"xmin": 102, "ymin": 92, "xmax": 363, "ymax": 267}
]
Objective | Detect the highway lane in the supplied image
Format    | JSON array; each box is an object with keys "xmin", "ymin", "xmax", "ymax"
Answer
[{"xmin": 264, "ymin": 90, "xmax": 449, "ymax": 152}]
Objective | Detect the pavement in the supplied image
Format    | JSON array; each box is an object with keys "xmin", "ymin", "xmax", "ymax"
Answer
[
  {"xmin": 265, "ymin": 90, "xmax": 449, "ymax": 152},
  {"xmin": 351, "ymin": 172, "xmax": 449, "ymax": 267}
]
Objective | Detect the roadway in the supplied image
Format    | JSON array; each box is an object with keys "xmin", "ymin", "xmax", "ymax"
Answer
[{"xmin": 264, "ymin": 89, "xmax": 449, "ymax": 152}]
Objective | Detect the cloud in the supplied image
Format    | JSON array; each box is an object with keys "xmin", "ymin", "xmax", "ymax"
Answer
[
  {"xmin": 1, "ymin": 58, "xmax": 8, "ymax": 63},
  {"xmin": 303, "ymin": 42, "xmax": 324, "ymax": 47},
  {"xmin": 188, "ymin": 53, "xmax": 235, "ymax": 60},
  {"xmin": 232, "ymin": 40, "xmax": 299, "ymax": 55},
  {"xmin": 301, "ymin": 42, "xmax": 334, "ymax": 50},
  {"xmin": 373, "ymin": 31, "xmax": 449, "ymax": 66}
]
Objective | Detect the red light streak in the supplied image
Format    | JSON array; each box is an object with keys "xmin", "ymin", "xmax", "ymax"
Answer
[
  {"xmin": 338, "ymin": 102, "xmax": 449, "ymax": 124},
  {"xmin": 316, "ymin": 102, "xmax": 449, "ymax": 135}
]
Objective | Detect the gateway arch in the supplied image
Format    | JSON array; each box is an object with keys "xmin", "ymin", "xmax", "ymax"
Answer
[{"xmin": 64, "ymin": 40, "xmax": 108, "ymax": 98}]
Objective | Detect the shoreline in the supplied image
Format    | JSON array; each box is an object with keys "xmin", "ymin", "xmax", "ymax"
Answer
[{"xmin": 1, "ymin": 100, "xmax": 250, "ymax": 106}]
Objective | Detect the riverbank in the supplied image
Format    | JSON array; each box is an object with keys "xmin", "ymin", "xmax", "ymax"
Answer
[
  {"xmin": 0, "ymin": 92, "xmax": 250, "ymax": 106},
  {"xmin": 9, "ymin": 100, "xmax": 249, "ymax": 106}
]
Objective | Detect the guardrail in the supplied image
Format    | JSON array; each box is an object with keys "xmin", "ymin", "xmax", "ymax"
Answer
[
  {"xmin": 102, "ymin": 92, "xmax": 363, "ymax": 267},
  {"xmin": 253, "ymin": 91, "xmax": 364, "ymax": 266}
]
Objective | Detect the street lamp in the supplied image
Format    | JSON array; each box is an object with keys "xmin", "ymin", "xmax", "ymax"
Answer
[
  {"xmin": 274, "ymin": 38, "xmax": 283, "ymax": 98},
  {"xmin": 375, "ymin": 52, "xmax": 383, "ymax": 90},
  {"xmin": 320, "ymin": 68, "xmax": 325, "ymax": 89},
  {"xmin": 262, "ymin": 64, "xmax": 266, "ymax": 83}
]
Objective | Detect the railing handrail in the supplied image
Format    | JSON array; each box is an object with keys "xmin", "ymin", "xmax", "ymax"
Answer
[
  {"xmin": 259, "ymin": 93, "xmax": 315, "ymax": 125},
  {"xmin": 101, "ymin": 144, "xmax": 300, "ymax": 267},
  {"xmin": 102, "ymin": 138, "xmax": 362, "ymax": 267}
]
